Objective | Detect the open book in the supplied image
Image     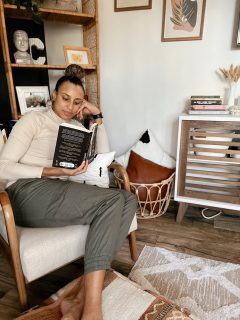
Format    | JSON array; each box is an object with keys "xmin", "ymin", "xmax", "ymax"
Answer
[{"xmin": 52, "ymin": 122, "xmax": 98, "ymax": 169}]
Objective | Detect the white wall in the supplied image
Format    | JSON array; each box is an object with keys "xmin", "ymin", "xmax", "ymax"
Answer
[
  {"xmin": 99, "ymin": 0, "xmax": 240, "ymax": 158},
  {"xmin": 44, "ymin": 21, "xmax": 83, "ymax": 92}
]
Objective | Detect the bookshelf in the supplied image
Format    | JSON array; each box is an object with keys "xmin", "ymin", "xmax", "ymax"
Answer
[{"xmin": 0, "ymin": 0, "xmax": 99, "ymax": 120}]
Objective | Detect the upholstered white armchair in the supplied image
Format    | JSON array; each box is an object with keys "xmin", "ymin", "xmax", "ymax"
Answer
[{"xmin": 0, "ymin": 132, "xmax": 138, "ymax": 310}]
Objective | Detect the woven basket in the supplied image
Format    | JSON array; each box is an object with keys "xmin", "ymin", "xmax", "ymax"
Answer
[{"xmin": 114, "ymin": 172, "xmax": 175, "ymax": 219}]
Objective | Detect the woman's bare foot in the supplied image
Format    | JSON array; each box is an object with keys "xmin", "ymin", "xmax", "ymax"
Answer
[
  {"xmin": 81, "ymin": 311, "xmax": 103, "ymax": 320},
  {"xmin": 61, "ymin": 297, "xmax": 84, "ymax": 320},
  {"xmin": 60, "ymin": 278, "xmax": 85, "ymax": 320}
]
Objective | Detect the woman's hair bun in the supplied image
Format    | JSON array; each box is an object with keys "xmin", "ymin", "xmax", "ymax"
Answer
[{"xmin": 65, "ymin": 64, "xmax": 85, "ymax": 80}]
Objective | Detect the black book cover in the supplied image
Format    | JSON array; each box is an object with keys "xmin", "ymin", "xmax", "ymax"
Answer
[
  {"xmin": 190, "ymin": 95, "xmax": 221, "ymax": 99},
  {"xmin": 52, "ymin": 123, "xmax": 97, "ymax": 169},
  {"xmin": 191, "ymin": 100, "xmax": 222, "ymax": 105}
]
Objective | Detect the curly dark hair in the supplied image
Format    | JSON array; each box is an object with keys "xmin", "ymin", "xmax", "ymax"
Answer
[{"xmin": 54, "ymin": 64, "xmax": 85, "ymax": 93}]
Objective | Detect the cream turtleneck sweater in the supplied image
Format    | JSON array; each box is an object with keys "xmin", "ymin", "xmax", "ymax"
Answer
[{"xmin": 0, "ymin": 108, "xmax": 110, "ymax": 187}]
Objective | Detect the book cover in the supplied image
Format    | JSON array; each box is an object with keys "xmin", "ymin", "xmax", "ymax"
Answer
[
  {"xmin": 190, "ymin": 95, "xmax": 221, "ymax": 99},
  {"xmin": 191, "ymin": 105, "xmax": 227, "ymax": 110},
  {"xmin": 191, "ymin": 99, "xmax": 223, "ymax": 105},
  {"xmin": 188, "ymin": 110, "xmax": 230, "ymax": 115},
  {"xmin": 52, "ymin": 122, "xmax": 98, "ymax": 169}
]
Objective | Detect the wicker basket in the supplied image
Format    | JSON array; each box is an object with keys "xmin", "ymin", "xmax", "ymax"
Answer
[{"xmin": 114, "ymin": 172, "xmax": 175, "ymax": 219}]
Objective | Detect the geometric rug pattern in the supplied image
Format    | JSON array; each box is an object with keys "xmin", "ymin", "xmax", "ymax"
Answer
[{"xmin": 129, "ymin": 246, "xmax": 240, "ymax": 320}]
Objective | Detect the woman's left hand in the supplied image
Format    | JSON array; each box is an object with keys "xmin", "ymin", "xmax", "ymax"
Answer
[{"xmin": 77, "ymin": 100, "xmax": 100, "ymax": 119}]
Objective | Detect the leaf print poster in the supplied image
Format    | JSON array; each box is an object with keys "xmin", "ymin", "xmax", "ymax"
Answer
[{"xmin": 161, "ymin": 0, "xmax": 206, "ymax": 41}]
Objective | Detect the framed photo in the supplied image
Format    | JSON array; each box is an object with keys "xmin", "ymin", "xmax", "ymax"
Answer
[
  {"xmin": 63, "ymin": 46, "xmax": 93, "ymax": 67},
  {"xmin": 237, "ymin": 16, "xmax": 240, "ymax": 46},
  {"xmin": 114, "ymin": 0, "xmax": 152, "ymax": 12},
  {"xmin": 161, "ymin": 0, "xmax": 206, "ymax": 42},
  {"xmin": 16, "ymin": 86, "xmax": 50, "ymax": 115}
]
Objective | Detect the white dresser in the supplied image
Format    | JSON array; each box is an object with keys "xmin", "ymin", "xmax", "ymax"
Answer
[{"xmin": 174, "ymin": 114, "xmax": 240, "ymax": 222}]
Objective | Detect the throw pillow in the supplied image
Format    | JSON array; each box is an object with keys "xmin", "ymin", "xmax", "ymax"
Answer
[
  {"xmin": 69, "ymin": 151, "xmax": 115, "ymax": 188},
  {"xmin": 127, "ymin": 151, "xmax": 175, "ymax": 213},
  {"xmin": 115, "ymin": 129, "xmax": 176, "ymax": 169},
  {"xmin": 16, "ymin": 270, "xmax": 192, "ymax": 320}
]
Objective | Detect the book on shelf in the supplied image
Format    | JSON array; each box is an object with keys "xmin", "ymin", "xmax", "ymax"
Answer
[
  {"xmin": 52, "ymin": 122, "xmax": 98, "ymax": 169},
  {"xmin": 190, "ymin": 95, "xmax": 221, "ymax": 99},
  {"xmin": 191, "ymin": 105, "xmax": 227, "ymax": 110},
  {"xmin": 191, "ymin": 99, "xmax": 223, "ymax": 105},
  {"xmin": 188, "ymin": 109, "xmax": 230, "ymax": 115}
]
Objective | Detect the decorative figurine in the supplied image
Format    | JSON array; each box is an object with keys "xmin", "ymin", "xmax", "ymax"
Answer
[
  {"xmin": 29, "ymin": 38, "xmax": 46, "ymax": 65},
  {"xmin": 13, "ymin": 30, "xmax": 46, "ymax": 65},
  {"xmin": 13, "ymin": 30, "xmax": 32, "ymax": 64}
]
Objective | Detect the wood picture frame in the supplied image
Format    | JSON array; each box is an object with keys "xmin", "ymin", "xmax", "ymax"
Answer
[
  {"xmin": 16, "ymin": 86, "xmax": 50, "ymax": 115},
  {"xmin": 114, "ymin": 0, "xmax": 152, "ymax": 12},
  {"xmin": 63, "ymin": 46, "xmax": 93, "ymax": 67},
  {"xmin": 237, "ymin": 16, "xmax": 240, "ymax": 46},
  {"xmin": 161, "ymin": 0, "xmax": 206, "ymax": 42}
]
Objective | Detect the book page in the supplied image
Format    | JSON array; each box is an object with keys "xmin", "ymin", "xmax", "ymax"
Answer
[{"xmin": 87, "ymin": 124, "xmax": 98, "ymax": 163}]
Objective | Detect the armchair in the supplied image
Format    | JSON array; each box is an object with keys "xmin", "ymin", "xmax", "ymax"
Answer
[{"xmin": 0, "ymin": 137, "xmax": 138, "ymax": 310}]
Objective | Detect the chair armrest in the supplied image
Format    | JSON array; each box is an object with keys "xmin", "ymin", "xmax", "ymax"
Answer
[
  {"xmin": 109, "ymin": 162, "xmax": 130, "ymax": 192},
  {"xmin": 0, "ymin": 191, "xmax": 20, "ymax": 255}
]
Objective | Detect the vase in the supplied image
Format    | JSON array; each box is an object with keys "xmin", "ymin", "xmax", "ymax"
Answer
[{"xmin": 227, "ymin": 81, "xmax": 238, "ymax": 107}]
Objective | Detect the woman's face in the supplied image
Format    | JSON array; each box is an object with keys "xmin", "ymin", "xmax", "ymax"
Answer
[{"xmin": 52, "ymin": 81, "xmax": 84, "ymax": 120}]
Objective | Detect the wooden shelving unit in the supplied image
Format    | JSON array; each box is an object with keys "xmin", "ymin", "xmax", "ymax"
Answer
[
  {"xmin": 174, "ymin": 114, "xmax": 240, "ymax": 222},
  {"xmin": 11, "ymin": 64, "xmax": 96, "ymax": 70},
  {"xmin": 3, "ymin": 4, "xmax": 94, "ymax": 24},
  {"xmin": 0, "ymin": 0, "xmax": 99, "ymax": 120}
]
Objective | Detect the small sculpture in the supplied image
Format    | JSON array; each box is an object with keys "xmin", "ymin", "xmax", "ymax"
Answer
[
  {"xmin": 13, "ymin": 30, "xmax": 46, "ymax": 65},
  {"xmin": 13, "ymin": 30, "xmax": 32, "ymax": 64},
  {"xmin": 29, "ymin": 38, "xmax": 46, "ymax": 65}
]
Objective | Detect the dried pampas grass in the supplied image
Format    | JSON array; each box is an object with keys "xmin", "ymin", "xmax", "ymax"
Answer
[{"xmin": 219, "ymin": 64, "xmax": 240, "ymax": 82}]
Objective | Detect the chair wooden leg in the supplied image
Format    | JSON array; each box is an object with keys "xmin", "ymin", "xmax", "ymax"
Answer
[
  {"xmin": 14, "ymin": 269, "xmax": 28, "ymax": 310},
  {"xmin": 10, "ymin": 253, "xmax": 28, "ymax": 310},
  {"xmin": 128, "ymin": 231, "xmax": 138, "ymax": 262}
]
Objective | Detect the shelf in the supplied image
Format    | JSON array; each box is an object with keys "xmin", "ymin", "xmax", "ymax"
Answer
[
  {"xmin": 10, "ymin": 63, "xmax": 96, "ymax": 70},
  {"xmin": 2, "ymin": 4, "xmax": 94, "ymax": 25},
  {"xmin": 0, "ymin": 0, "xmax": 99, "ymax": 120}
]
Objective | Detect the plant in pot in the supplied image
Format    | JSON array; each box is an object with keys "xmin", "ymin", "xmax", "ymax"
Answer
[{"xmin": 4, "ymin": 0, "xmax": 56, "ymax": 23}]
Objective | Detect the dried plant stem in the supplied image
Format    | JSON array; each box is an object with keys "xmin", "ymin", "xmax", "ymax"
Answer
[{"xmin": 219, "ymin": 64, "xmax": 240, "ymax": 82}]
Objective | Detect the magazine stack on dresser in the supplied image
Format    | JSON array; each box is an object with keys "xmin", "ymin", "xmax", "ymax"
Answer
[{"xmin": 188, "ymin": 95, "xmax": 229, "ymax": 115}]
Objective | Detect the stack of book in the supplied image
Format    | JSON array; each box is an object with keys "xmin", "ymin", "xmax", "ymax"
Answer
[{"xmin": 188, "ymin": 95, "xmax": 229, "ymax": 115}]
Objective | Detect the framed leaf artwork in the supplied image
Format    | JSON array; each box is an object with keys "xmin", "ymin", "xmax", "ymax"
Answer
[{"xmin": 161, "ymin": 0, "xmax": 206, "ymax": 42}]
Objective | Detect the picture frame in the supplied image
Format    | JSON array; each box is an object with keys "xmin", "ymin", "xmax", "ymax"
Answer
[
  {"xmin": 161, "ymin": 0, "xmax": 206, "ymax": 42},
  {"xmin": 114, "ymin": 0, "xmax": 152, "ymax": 12},
  {"xmin": 63, "ymin": 46, "xmax": 93, "ymax": 67},
  {"xmin": 237, "ymin": 16, "xmax": 240, "ymax": 46},
  {"xmin": 16, "ymin": 86, "xmax": 50, "ymax": 115}
]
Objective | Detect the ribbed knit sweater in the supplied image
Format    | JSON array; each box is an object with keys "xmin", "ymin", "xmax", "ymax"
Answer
[{"xmin": 0, "ymin": 108, "xmax": 110, "ymax": 187}]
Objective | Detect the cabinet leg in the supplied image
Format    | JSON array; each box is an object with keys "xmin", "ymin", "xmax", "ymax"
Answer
[{"xmin": 176, "ymin": 202, "xmax": 188, "ymax": 223}]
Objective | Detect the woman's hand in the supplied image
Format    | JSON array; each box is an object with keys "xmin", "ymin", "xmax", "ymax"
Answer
[
  {"xmin": 77, "ymin": 100, "xmax": 100, "ymax": 119},
  {"xmin": 42, "ymin": 160, "xmax": 88, "ymax": 177}
]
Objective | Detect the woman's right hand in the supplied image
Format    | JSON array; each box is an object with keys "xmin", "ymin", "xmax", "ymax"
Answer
[{"xmin": 42, "ymin": 160, "xmax": 88, "ymax": 177}]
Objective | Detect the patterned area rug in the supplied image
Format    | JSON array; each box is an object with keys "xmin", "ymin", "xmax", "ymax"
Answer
[{"xmin": 129, "ymin": 246, "xmax": 240, "ymax": 320}]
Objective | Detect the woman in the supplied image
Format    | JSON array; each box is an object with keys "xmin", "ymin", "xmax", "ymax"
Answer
[{"xmin": 0, "ymin": 65, "xmax": 137, "ymax": 320}]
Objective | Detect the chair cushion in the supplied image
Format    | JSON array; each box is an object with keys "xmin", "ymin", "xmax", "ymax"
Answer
[{"xmin": 0, "ymin": 209, "xmax": 137, "ymax": 282}]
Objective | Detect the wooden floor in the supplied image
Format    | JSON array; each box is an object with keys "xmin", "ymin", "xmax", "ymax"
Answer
[{"xmin": 1, "ymin": 201, "xmax": 240, "ymax": 319}]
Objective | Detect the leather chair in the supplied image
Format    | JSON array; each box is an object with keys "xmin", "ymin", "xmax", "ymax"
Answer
[{"xmin": 0, "ymin": 132, "xmax": 138, "ymax": 309}]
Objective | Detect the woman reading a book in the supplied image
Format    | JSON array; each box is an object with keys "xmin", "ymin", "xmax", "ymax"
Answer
[{"xmin": 0, "ymin": 65, "xmax": 137, "ymax": 320}]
